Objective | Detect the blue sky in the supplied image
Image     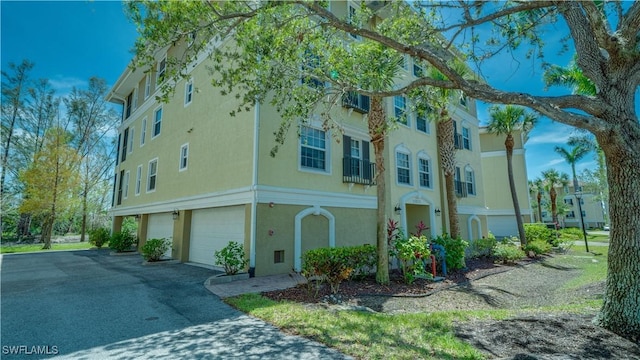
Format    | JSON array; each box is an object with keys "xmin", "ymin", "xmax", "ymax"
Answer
[{"xmin": 1, "ymin": 1, "xmax": 598, "ymax": 181}]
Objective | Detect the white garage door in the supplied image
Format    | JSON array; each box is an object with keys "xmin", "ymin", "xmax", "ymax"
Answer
[
  {"xmin": 189, "ymin": 206, "xmax": 245, "ymax": 267},
  {"xmin": 487, "ymin": 215, "xmax": 518, "ymax": 239},
  {"xmin": 147, "ymin": 213, "xmax": 174, "ymax": 259}
]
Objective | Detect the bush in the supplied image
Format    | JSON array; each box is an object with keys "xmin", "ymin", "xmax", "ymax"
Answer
[
  {"xmin": 559, "ymin": 227, "xmax": 583, "ymax": 239},
  {"xmin": 524, "ymin": 223, "xmax": 556, "ymax": 244},
  {"xmin": 342, "ymin": 244, "xmax": 377, "ymax": 280},
  {"xmin": 109, "ymin": 231, "xmax": 137, "ymax": 252},
  {"xmin": 214, "ymin": 241, "xmax": 247, "ymax": 275},
  {"xmin": 468, "ymin": 232, "xmax": 497, "ymax": 258},
  {"xmin": 301, "ymin": 247, "xmax": 353, "ymax": 294},
  {"xmin": 88, "ymin": 228, "xmax": 110, "ymax": 248},
  {"xmin": 391, "ymin": 235, "xmax": 432, "ymax": 284},
  {"xmin": 431, "ymin": 234, "xmax": 469, "ymax": 270},
  {"xmin": 141, "ymin": 238, "xmax": 171, "ymax": 261},
  {"xmin": 524, "ymin": 240, "xmax": 552, "ymax": 257},
  {"xmin": 492, "ymin": 242, "xmax": 525, "ymax": 264}
]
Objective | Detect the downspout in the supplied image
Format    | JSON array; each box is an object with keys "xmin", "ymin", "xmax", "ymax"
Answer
[{"xmin": 249, "ymin": 100, "xmax": 260, "ymax": 277}]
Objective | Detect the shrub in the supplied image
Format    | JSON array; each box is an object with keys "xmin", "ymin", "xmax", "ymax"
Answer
[
  {"xmin": 141, "ymin": 238, "xmax": 171, "ymax": 261},
  {"xmin": 468, "ymin": 232, "xmax": 497, "ymax": 258},
  {"xmin": 492, "ymin": 242, "xmax": 525, "ymax": 264},
  {"xmin": 88, "ymin": 228, "xmax": 110, "ymax": 248},
  {"xmin": 559, "ymin": 227, "xmax": 583, "ymax": 239},
  {"xmin": 109, "ymin": 231, "xmax": 137, "ymax": 252},
  {"xmin": 524, "ymin": 240, "xmax": 552, "ymax": 257},
  {"xmin": 301, "ymin": 247, "xmax": 353, "ymax": 294},
  {"xmin": 524, "ymin": 223, "xmax": 556, "ymax": 244},
  {"xmin": 391, "ymin": 235, "xmax": 432, "ymax": 284},
  {"xmin": 214, "ymin": 241, "xmax": 247, "ymax": 275},
  {"xmin": 431, "ymin": 234, "xmax": 469, "ymax": 270},
  {"xmin": 342, "ymin": 244, "xmax": 377, "ymax": 280}
]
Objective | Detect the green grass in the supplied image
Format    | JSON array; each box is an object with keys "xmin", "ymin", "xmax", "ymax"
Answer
[
  {"xmin": 543, "ymin": 247, "xmax": 608, "ymax": 290},
  {"xmin": 0, "ymin": 241, "xmax": 96, "ymax": 254},
  {"xmin": 227, "ymin": 294, "xmax": 490, "ymax": 360}
]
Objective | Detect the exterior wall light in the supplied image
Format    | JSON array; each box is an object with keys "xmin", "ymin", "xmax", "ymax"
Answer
[{"xmin": 172, "ymin": 209, "xmax": 180, "ymax": 220}]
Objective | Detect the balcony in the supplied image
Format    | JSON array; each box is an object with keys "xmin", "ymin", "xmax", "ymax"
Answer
[
  {"xmin": 454, "ymin": 180, "xmax": 468, "ymax": 197},
  {"xmin": 342, "ymin": 92, "xmax": 370, "ymax": 113},
  {"xmin": 343, "ymin": 157, "xmax": 376, "ymax": 185},
  {"xmin": 453, "ymin": 133, "xmax": 463, "ymax": 149}
]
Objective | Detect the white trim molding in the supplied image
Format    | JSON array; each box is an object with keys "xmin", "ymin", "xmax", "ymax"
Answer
[{"xmin": 294, "ymin": 206, "xmax": 336, "ymax": 272}]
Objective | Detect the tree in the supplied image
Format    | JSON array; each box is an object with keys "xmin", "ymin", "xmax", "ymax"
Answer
[
  {"xmin": 65, "ymin": 77, "xmax": 118, "ymax": 242},
  {"xmin": 1, "ymin": 60, "xmax": 34, "ymax": 199},
  {"xmin": 554, "ymin": 144, "xmax": 591, "ymax": 193},
  {"xmin": 541, "ymin": 169, "xmax": 570, "ymax": 226},
  {"xmin": 126, "ymin": 0, "xmax": 640, "ymax": 338},
  {"xmin": 487, "ymin": 105, "xmax": 537, "ymax": 246},
  {"xmin": 19, "ymin": 127, "xmax": 80, "ymax": 248}
]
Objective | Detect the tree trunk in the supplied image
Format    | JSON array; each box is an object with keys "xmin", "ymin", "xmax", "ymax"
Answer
[
  {"xmin": 17, "ymin": 213, "xmax": 32, "ymax": 240},
  {"xmin": 550, "ymin": 188, "xmax": 558, "ymax": 224},
  {"xmin": 436, "ymin": 116, "xmax": 459, "ymax": 238},
  {"xmin": 80, "ymin": 179, "xmax": 89, "ymax": 242},
  {"xmin": 505, "ymin": 134, "xmax": 526, "ymax": 246},
  {"xmin": 594, "ymin": 136, "xmax": 640, "ymax": 341},
  {"xmin": 368, "ymin": 96, "xmax": 389, "ymax": 285},
  {"xmin": 41, "ymin": 216, "xmax": 53, "ymax": 249},
  {"xmin": 536, "ymin": 192, "xmax": 542, "ymax": 223}
]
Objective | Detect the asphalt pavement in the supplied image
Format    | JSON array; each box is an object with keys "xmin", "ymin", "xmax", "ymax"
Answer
[{"xmin": 0, "ymin": 249, "xmax": 351, "ymax": 359}]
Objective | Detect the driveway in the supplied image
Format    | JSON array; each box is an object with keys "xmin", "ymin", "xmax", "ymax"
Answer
[{"xmin": 0, "ymin": 249, "xmax": 350, "ymax": 359}]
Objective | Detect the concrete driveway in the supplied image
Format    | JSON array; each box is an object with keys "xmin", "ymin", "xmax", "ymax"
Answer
[{"xmin": 1, "ymin": 249, "xmax": 350, "ymax": 359}]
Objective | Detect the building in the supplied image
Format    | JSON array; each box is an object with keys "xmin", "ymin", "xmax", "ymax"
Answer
[
  {"xmin": 540, "ymin": 183, "xmax": 607, "ymax": 229},
  {"xmin": 107, "ymin": 1, "xmax": 532, "ymax": 276}
]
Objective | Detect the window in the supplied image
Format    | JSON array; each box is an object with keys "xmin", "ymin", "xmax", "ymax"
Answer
[
  {"xmin": 462, "ymin": 126, "xmax": 471, "ymax": 150},
  {"xmin": 135, "ymin": 165, "xmax": 142, "ymax": 196},
  {"xmin": 454, "ymin": 166, "xmax": 466, "ymax": 197},
  {"xmin": 413, "ymin": 59, "xmax": 425, "ymax": 77},
  {"xmin": 123, "ymin": 171, "xmax": 130, "ymax": 199},
  {"xmin": 274, "ymin": 250, "xmax": 285, "ymax": 264},
  {"xmin": 567, "ymin": 211, "xmax": 575, "ymax": 218},
  {"xmin": 301, "ymin": 52, "xmax": 324, "ymax": 89},
  {"xmin": 400, "ymin": 54, "xmax": 409, "ymax": 71},
  {"xmin": 115, "ymin": 133, "xmax": 121, "ymax": 166},
  {"xmin": 465, "ymin": 166, "xmax": 476, "ymax": 195},
  {"xmin": 416, "ymin": 112, "xmax": 429, "ymax": 134},
  {"xmin": 157, "ymin": 57, "xmax": 166, "ymax": 84},
  {"xmin": 394, "ymin": 96, "xmax": 408, "ymax": 125},
  {"xmin": 460, "ymin": 94, "xmax": 468, "ymax": 107},
  {"xmin": 418, "ymin": 155, "xmax": 431, "ymax": 188},
  {"xmin": 581, "ymin": 210, "xmax": 586, "ymax": 217},
  {"xmin": 396, "ymin": 151, "xmax": 411, "ymax": 185},
  {"xmin": 342, "ymin": 135, "xmax": 372, "ymax": 185},
  {"xmin": 127, "ymin": 127, "xmax": 134, "ymax": 154},
  {"xmin": 125, "ymin": 92, "xmax": 133, "ymax": 119},
  {"xmin": 179, "ymin": 144, "xmax": 189, "ymax": 171},
  {"xmin": 348, "ymin": 4, "xmax": 360, "ymax": 39},
  {"xmin": 140, "ymin": 117, "xmax": 147, "ymax": 146},
  {"xmin": 117, "ymin": 170, "xmax": 124, "ymax": 205},
  {"xmin": 121, "ymin": 128, "xmax": 129, "ymax": 162},
  {"xmin": 184, "ymin": 79, "xmax": 193, "ymax": 106},
  {"xmin": 133, "ymin": 88, "xmax": 138, "ymax": 110},
  {"xmin": 564, "ymin": 198, "xmax": 574, "ymax": 205},
  {"xmin": 152, "ymin": 107, "xmax": 162, "ymax": 138},
  {"xmin": 144, "ymin": 76, "xmax": 151, "ymax": 99},
  {"xmin": 147, "ymin": 159, "xmax": 158, "ymax": 192},
  {"xmin": 300, "ymin": 126, "xmax": 327, "ymax": 171}
]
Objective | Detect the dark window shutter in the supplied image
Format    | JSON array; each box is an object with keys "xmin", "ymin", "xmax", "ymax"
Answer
[
  {"xmin": 363, "ymin": 140, "xmax": 371, "ymax": 180},
  {"xmin": 343, "ymin": 135, "xmax": 351, "ymax": 177}
]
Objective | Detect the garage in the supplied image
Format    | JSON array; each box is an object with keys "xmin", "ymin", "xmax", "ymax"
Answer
[
  {"xmin": 147, "ymin": 213, "xmax": 174, "ymax": 259},
  {"xmin": 189, "ymin": 206, "xmax": 246, "ymax": 267},
  {"xmin": 487, "ymin": 215, "xmax": 518, "ymax": 239}
]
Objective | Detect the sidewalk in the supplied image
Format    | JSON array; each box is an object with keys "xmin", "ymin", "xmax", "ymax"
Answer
[{"xmin": 205, "ymin": 272, "xmax": 307, "ymax": 298}]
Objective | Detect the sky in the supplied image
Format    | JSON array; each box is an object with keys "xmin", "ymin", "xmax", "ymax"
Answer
[{"xmin": 1, "ymin": 0, "xmax": 603, "ymax": 182}]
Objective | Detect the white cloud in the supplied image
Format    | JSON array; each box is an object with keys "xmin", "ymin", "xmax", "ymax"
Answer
[
  {"xmin": 542, "ymin": 158, "xmax": 566, "ymax": 167},
  {"xmin": 49, "ymin": 76, "xmax": 87, "ymax": 94},
  {"xmin": 527, "ymin": 132, "xmax": 572, "ymax": 145}
]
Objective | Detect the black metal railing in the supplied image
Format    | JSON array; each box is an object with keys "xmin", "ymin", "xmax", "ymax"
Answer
[
  {"xmin": 342, "ymin": 92, "xmax": 370, "ymax": 113},
  {"xmin": 343, "ymin": 157, "xmax": 376, "ymax": 185}
]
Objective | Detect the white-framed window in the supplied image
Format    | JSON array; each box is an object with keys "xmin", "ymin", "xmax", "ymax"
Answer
[
  {"xmin": 147, "ymin": 158, "xmax": 158, "ymax": 192},
  {"xmin": 135, "ymin": 165, "xmax": 142, "ymax": 196},
  {"xmin": 157, "ymin": 56, "xmax": 167, "ymax": 84},
  {"xmin": 140, "ymin": 117, "xmax": 147, "ymax": 146},
  {"xmin": 416, "ymin": 112, "xmax": 430, "ymax": 134},
  {"xmin": 144, "ymin": 76, "xmax": 151, "ymax": 99},
  {"xmin": 152, "ymin": 107, "xmax": 162, "ymax": 138},
  {"xmin": 394, "ymin": 96, "xmax": 408, "ymax": 125},
  {"xmin": 396, "ymin": 151, "xmax": 411, "ymax": 185},
  {"xmin": 413, "ymin": 59, "xmax": 425, "ymax": 77},
  {"xmin": 462, "ymin": 126, "xmax": 471, "ymax": 150},
  {"xmin": 418, "ymin": 153, "xmax": 432, "ymax": 188},
  {"xmin": 400, "ymin": 54, "xmax": 409, "ymax": 71},
  {"xmin": 184, "ymin": 79, "xmax": 193, "ymax": 106},
  {"xmin": 350, "ymin": 138, "xmax": 362, "ymax": 176},
  {"xmin": 187, "ymin": 31, "xmax": 196, "ymax": 46},
  {"xmin": 300, "ymin": 125, "xmax": 328, "ymax": 172},
  {"xmin": 127, "ymin": 127, "xmax": 134, "ymax": 154},
  {"xmin": 460, "ymin": 94, "xmax": 468, "ymax": 107},
  {"xmin": 132, "ymin": 88, "xmax": 138, "ymax": 110},
  {"xmin": 347, "ymin": 3, "xmax": 360, "ymax": 40},
  {"xmin": 179, "ymin": 143, "xmax": 189, "ymax": 171},
  {"xmin": 301, "ymin": 51, "xmax": 324, "ymax": 89},
  {"xmin": 123, "ymin": 171, "xmax": 130, "ymax": 199},
  {"xmin": 465, "ymin": 166, "xmax": 476, "ymax": 195}
]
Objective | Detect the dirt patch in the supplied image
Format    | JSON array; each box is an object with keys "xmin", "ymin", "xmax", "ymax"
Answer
[{"xmin": 262, "ymin": 256, "xmax": 640, "ymax": 359}]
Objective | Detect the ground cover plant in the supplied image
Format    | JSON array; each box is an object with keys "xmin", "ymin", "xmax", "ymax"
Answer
[{"xmin": 0, "ymin": 242, "xmax": 94, "ymax": 254}]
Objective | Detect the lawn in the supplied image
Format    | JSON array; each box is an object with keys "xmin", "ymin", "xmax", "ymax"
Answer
[
  {"xmin": 0, "ymin": 241, "xmax": 96, "ymax": 254},
  {"xmin": 226, "ymin": 249, "xmax": 608, "ymax": 360}
]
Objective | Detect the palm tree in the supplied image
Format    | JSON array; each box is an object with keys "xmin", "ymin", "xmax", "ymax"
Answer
[
  {"xmin": 554, "ymin": 144, "xmax": 591, "ymax": 192},
  {"xmin": 541, "ymin": 169, "xmax": 570, "ymax": 224},
  {"xmin": 544, "ymin": 55, "xmax": 596, "ymax": 96},
  {"xmin": 487, "ymin": 105, "xmax": 537, "ymax": 246},
  {"xmin": 529, "ymin": 177, "xmax": 545, "ymax": 223}
]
